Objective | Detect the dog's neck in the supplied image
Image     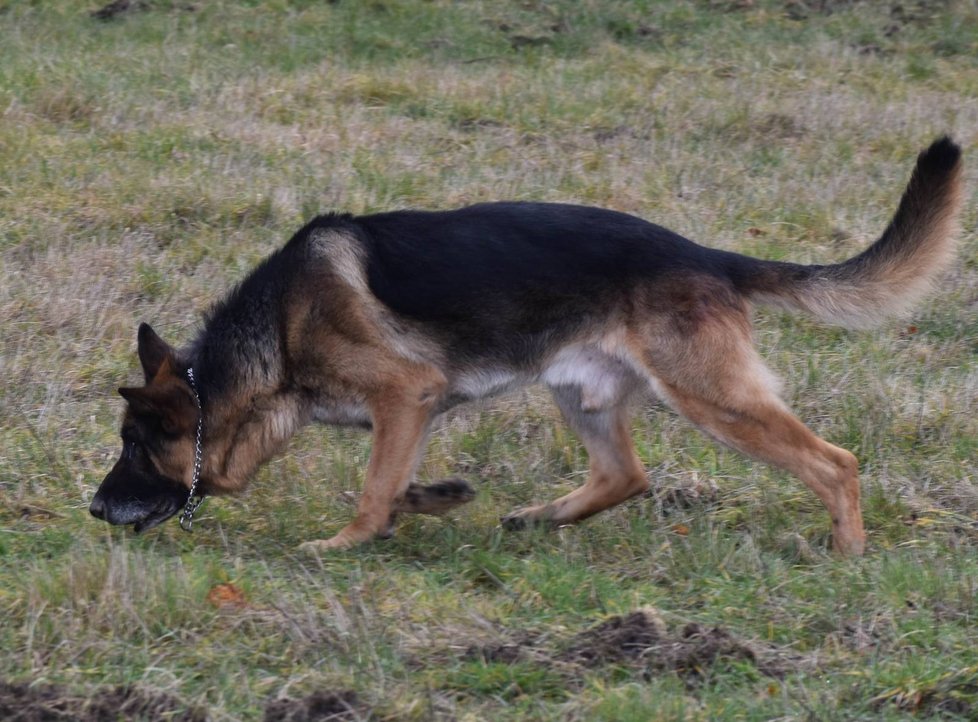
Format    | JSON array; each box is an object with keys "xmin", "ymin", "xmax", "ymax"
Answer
[
  {"xmin": 182, "ymin": 338, "xmax": 305, "ymax": 497},
  {"xmin": 182, "ymin": 244, "xmax": 314, "ymax": 495}
]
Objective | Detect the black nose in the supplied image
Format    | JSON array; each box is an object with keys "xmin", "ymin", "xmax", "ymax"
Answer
[{"xmin": 89, "ymin": 497, "xmax": 106, "ymax": 520}]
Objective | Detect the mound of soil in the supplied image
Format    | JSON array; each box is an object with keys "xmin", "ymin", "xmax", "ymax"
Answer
[
  {"xmin": 264, "ymin": 690, "xmax": 366, "ymax": 722},
  {"xmin": 561, "ymin": 610, "xmax": 796, "ymax": 681},
  {"xmin": 464, "ymin": 608, "xmax": 807, "ymax": 688},
  {"xmin": 90, "ymin": 0, "xmax": 149, "ymax": 20},
  {"xmin": 0, "ymin": 680, "xmax": 368, "ymax": 722},
  {"xmin": 0, "ymin": 680, "xmax": 205, "ymax": 722},
  {"xmin": 90, "ymin": 0, "xmax": 195, "ymax": 21},
  {"xmin": 560, "ymin": 609, "xmax": 668, "ymax": 667},
  {"xmin": 648, "ymin": 623, "xmax": 769, "ymax": 679}
]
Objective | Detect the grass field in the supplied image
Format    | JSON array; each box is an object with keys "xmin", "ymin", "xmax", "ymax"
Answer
[{"xmin": 2, "ymin": 0, "xmax": 978, "ymax": 719}]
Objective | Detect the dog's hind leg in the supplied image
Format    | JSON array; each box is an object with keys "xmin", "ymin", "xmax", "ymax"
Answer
[
  {"xmin": 624, "ymin": 297, "xmax": 865, "ymax": 555},
  {"xmin": 696, "ymin": 392, "xmax": 860, "ymax": 555},
  {"xmin": 654, "ymin": 379, "xmax": 864, "ymax": 555},
  {"xmin": 501, "ymin": 386, "xmax": 649, "ymax": 529}
]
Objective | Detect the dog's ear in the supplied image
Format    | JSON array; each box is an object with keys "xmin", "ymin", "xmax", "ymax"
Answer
[
  {"xmin": 119, "ymin": 386, "xmax": 160, "ymax": 418},
  {"xmin": 119, "ymin": 378, "xmax": 197, "ymax": 435},
  {"xmin": 136, "ymin": 323, "xmax": 174, "ymax": 383}
]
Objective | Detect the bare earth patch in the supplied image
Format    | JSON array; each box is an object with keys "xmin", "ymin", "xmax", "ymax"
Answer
[
  {"xmin": 90, "ymin": 0, "xmax": 151, "ymax": 20},
  {"xmin": 0, "ymin": 680, "xmax": 205, "ymax": 722},
  {"xmin": 0, "ymin": 681, "xmax": 369, "ymax": 722},
  {"xmin": 90, "ymin": 0, "xmax": 195, "ymax": 21},
  {"xmin": 560, "ymin": 610, "xmax": 803, "ymax": 682},
  {"xmin": 464, "ymin": 609, "xmax": 812, "ymax": 688}
]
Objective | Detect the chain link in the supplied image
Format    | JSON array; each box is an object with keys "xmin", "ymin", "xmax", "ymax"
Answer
[{"xmin": 179, "ymin": 366, "xmax": 206, "ymax": 532}]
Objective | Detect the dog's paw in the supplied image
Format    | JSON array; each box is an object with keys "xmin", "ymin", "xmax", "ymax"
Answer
[
  {"xmin": 298, "ymin": 527, "xmax": 373, "ymax": 553},
  {"xmin": 298, "ymin": 536, "xmax": 355, "ymax": 554},
  {"xmin": 396, "ymin": 478, "xmax": 476, "ymax": 515},
  {"xmin": 500, "ymin": 506, "xmax": 553, "ymax": 531},
  {"xmin": 500, "ymin": 513, "xmax": 528, "ymax": 531}
]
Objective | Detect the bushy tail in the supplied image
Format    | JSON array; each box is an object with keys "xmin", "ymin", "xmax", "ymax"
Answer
[{"xmin": 743, "ymin": 137, "xmax": 964, "ymax": 329}]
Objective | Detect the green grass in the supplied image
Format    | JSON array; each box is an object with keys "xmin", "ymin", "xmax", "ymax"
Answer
[{"xmin": 2, "ymin": 0, "xmax": 978, "ymax": 719}]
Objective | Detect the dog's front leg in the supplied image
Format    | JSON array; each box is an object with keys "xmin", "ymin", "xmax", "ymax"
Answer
[{"xmin": 300, "ymin": 390, "xmax": 436, "ymax": 552}]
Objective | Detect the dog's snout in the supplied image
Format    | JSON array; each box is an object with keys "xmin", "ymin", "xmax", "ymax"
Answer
[{"xmin": 89, "ymin": 497, "xmax": 106, "ymax": 520}]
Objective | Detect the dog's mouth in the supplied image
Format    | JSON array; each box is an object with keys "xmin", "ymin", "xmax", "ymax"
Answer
[
  {"xmin": 132, "ymin": 500, "xmax": 182, "ymax": 533},
  {"xmin": 92, "ymin": 495, "xmax": 183, "ymax": 532},
  {"xmin": 91, "ymin": 482, "xmax": 187, "ymax": 532},
  {"xmin": 92, "ymin": 453, "xmax": 191, "ymax": 532}
]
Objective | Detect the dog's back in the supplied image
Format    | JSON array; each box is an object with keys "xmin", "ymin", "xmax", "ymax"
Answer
[{"xmin": 306, "ymin": 137, "xmax": 963, "ymax": 343}]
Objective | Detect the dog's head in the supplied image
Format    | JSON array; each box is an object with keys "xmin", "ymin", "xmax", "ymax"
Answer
[{"xmin": 90, "ymin": 324, "xmax": 200, "ymax": 532}]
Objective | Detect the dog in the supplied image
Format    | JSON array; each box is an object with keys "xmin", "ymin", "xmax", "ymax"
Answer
[{"xmin": 90, "ymin": 137, "xmax": 963, "ymax": 555}]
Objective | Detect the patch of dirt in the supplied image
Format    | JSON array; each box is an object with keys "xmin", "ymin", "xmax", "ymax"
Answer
[
  {"xmin": 90, "ymin": 0, "xmax": 151, "ymax": 19},
  {"xmin": 560, "ymin": 610, "xmax": 668, "ymax": 667},
  {"xmin": 264, "ymin": 691, "xmax": 367, "ymax": 722},
  {"xmin": 460, "ymin": 609, "xmax": 811, "ymax": 689},
  {"xmin": 0, "ymin": 680, "xmax": 369, "ymax": 722},
  {"xmin": 0, "ymin": 680, "xmax": 205, "ymax": 722},
  {"xmin": 559, "ymin": 610, "xmax": 797, "ymax": 682},
  {"xmin": 90, "ymin": 0, "xmax": 195, "ymax": 21},
  {"xmin": 653, "ymin": 623, "xmax": 791, "ymax": 681}
]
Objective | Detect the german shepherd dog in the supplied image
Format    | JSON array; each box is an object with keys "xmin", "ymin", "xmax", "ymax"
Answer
[{"xmin": 91, "ymin": 138, "xmax": 963, "ymax": 555}]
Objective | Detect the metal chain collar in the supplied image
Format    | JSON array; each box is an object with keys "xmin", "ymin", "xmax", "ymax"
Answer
[{"xmin": 179, "ymin": 366, "xmax": 206, "ymax": 532}]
